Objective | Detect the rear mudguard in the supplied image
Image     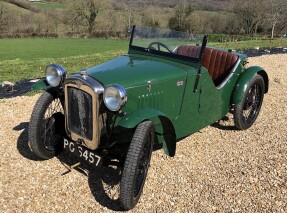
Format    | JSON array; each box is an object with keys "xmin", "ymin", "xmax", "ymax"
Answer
[
  {"xmin": 231, "ymin": 66, "xmax": 268, "ymax": 105},
  {"xmin": 117, "ymin": 108, "xmax": 176, "ymax": 157}
]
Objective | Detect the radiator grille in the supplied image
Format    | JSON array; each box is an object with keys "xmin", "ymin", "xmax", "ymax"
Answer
[{"xmin": 67, "ymin": 87, "xmax": 93, "ymax": 141}]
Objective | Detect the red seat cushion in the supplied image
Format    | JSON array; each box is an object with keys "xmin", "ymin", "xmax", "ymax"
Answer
[{"xmin": 175, "ymin": 45, "xmax": 239, "ymax": 86}]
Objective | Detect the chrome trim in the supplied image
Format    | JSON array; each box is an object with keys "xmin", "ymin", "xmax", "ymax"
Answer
[
  {"xmin": 104, "ymin": 84, "xmax": 128, "ymax": 111},
  {"xmin": 80, "ymin": 69, "xmax": 87, "ymax": 76},
  {"xmin": 216, "ymin": 58, "xmax": 241, "ymax": 89},
  {"xmin": 64, "ymin": 82, "xmax": 101, "ymax": 150},
  {"xmin": 46, "ymin": 64, "xmax": 66, "ymax": 87},
  {"xmin": 64, "ymin": 75, "xmax": 105, "ymax": 150},
  {"xmin": 66, "ymin": 74, "xmax": 104, "ymax": 93}
]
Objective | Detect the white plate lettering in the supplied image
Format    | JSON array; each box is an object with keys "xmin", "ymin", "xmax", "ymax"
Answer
[{"xmin": 63, "ymin": 139, "xmax": 101, "ymax": 166}]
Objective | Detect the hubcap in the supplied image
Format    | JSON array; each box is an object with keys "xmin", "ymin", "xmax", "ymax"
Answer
[
  {"xmin": 242, "ymin": 83, "xmax": 262, "ymax": 124},
  {"xmin": 42, "ymin": 98, "xmax": 64, "ymax": 151}
]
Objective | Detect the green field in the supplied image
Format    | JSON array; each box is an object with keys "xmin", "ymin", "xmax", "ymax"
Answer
[
  {"xmin": 211, "ymin": 39, "xmax": 287, "ymax": 51},
  {"xmin": 0, "ymin": 38, "xmax": 128, "ymax": 83},
  {"xmin": 0, "ymin": 38, "xmax": 286, "ymax": 83}
]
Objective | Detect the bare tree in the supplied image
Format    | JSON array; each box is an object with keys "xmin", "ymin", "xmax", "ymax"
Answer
[
  {"xmin": 143, "ymin": 6, "xmax": 161, "ymax": 28},
  {"xmin": 0, "ymin": 3, "xmax": 8, "ymax": 33},
  {"xmin": 68, "ymin": 0, "xmax": 110, "ymax": 33},
  {"xmin": 232, "ymin": 0, "xmax": 264, "ymax": 35},
  {"xmin": 264, "ymin": 0, "xmax": 287, "ymax": 38},
  {"xmin": 168, "ymin": 1, "xmax": 194, "ymax": 31}
]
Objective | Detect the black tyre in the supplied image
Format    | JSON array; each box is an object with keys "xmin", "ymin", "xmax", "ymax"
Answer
[
  {"xmin": 29, "ymin": 91, "xmax": 65, "ymax": 160},
  {"xmin": 234, "ymin": 74, "xmax": 265, "ymax": 130},
  {"xmin": 120, "ymin": 121, "xmax": 154, "ymax": 210}
]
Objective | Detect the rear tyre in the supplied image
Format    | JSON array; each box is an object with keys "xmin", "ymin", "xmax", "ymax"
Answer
[
  {"xmin": 120, "ymin": 121, "xmax": 154, "ymax": 210},
  {"xmin": 234, "ymin": 74, "xmax": 265, "ymax": 130},
  {"xmin": 29, "ymin": 91, "xmax": 65, "ymax": 160}
]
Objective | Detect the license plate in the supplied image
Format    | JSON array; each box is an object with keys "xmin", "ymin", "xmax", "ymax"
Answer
[{"xmin": 63, "ymin": 139, "xmax": 101, "ymax": 166}]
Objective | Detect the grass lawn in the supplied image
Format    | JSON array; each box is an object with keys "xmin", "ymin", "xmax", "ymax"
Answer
[
  {"xmin": 211, "ymin": 38, "xmax": 287, "ymax": 50},
  {"xmin": 0, "ymin": 37, "xmax": 286, "ymax": 83},
  {"xmin": 0, "ymin": 38, "xmax": 128, "ymax": 83}
]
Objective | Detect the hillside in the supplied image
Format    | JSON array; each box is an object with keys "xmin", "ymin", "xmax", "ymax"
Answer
[
  {"xmin": 0, "ymin": 0, "xmax": 286, "ymax": 38},
  {"xmin": 113, "ymin": 0, "xmax": 231, "ymax": 11}
]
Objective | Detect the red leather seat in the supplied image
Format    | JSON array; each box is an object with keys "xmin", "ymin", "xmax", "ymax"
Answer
[{"xmin": 175, "ymin": 46, "xmax": 239, "ymax": 86}]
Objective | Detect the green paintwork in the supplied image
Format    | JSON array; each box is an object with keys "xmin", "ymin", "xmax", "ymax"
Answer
[
  {"xmin": 31, "ymin": 79, "xmax": 49, "ymax": 90},
  {"xmin": 82, "ymin": 49, "xmax": 255, "ymax": 156},
  {"xmin": 231, "ymin": 66, "xmax": 268, "ymax": 104},
  {"xmin": 171, "ymin": 63, "xmax": 243, "ymax": 138},
  {"xmin": 117, "ymin": 108, "xmax": 166, "ymax": 128},
  {"xmin": 116, "ymin": 108, "xmax": 176, "ymax": 156},
  {"xmin": 34, "ymin": 35, "xmax": 266, "ymax": 157},
  {"xmin": 86, "ymin": 54, "xmax": 190, "ymax": 88}
]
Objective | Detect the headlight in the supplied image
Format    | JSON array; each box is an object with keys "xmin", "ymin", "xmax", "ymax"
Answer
[
  {"xmin": 104, "ymin": 84, "xmax": 127, "ymax": 111},
  {"xmin": 46, "ymin": 64, "xmax": 66, "ymax": 87}
]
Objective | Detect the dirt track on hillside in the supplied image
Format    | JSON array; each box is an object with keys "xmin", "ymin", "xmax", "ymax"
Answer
[{"xmin": 0, "ymin": 54, "xmax": 287, "ymax": 212}]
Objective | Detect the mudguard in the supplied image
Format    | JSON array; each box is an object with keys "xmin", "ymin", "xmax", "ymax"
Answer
[
  {"xmin": 117, "ymin": 108, "xmax": 166, "ymax": 128},
  {"xmin": 31, "ymin": 79, "xmax": 49, "ymax": 91},
  {"xmin": 231, "ymin": 66, "xmax": 268, "ymax": 105},
  {"xmin": 117, "ymin": 108, "xmax": 176, "ymax": 157}
]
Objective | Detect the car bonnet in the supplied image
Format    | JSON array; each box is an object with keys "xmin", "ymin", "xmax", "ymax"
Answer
[{"xmin": 86, "ymin": 55, "xmax": 189, "ymax": 89}]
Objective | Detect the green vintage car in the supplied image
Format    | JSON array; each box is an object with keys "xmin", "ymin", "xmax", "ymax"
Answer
[{"xmin": 29, "ymin": 26, "xmax": 268, "ymax": 210}]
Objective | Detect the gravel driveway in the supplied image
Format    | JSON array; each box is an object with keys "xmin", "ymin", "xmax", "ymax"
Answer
[{"xmin": 0, "ymin": 54, "xmax": 286, "ymax": 212}]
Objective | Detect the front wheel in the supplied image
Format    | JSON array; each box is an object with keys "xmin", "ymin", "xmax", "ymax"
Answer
[
  {"xmin": 234, "ymin": 74, "xmax": 265, "ymax": 130},
  {"xmin": 120, "ymin": 121, "xmax": 154, "ymax": 210},
  {"xmin": 28, "ymin": 91, "xmax": 65, "ymax": 160}
]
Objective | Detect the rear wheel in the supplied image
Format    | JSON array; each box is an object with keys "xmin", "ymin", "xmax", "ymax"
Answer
[
  {"xmin": 29, "ymin": 91, "xmax": 65, "ymax": 160},
  {"xmin": 120, "ymin": 121, "xmax": 154, "ymax": 210},
  {"xmin": 234, "ymin": 74, "xmax": 265, "ymax": 130}
]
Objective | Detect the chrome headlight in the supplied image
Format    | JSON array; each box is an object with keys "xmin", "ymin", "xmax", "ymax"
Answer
[
  {"xmin": 45, "ymin": 64, "xmax": 66, "ymax": 87},
  {"xmin": 104, "ymin": 84, "xmax": 127, "ymax": 111}
]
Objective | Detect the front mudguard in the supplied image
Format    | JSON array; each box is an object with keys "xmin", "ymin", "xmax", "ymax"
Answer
[
  {"xmin": 31, "ymin": 79, "xmax": 63, "ymax": 98},
  {"xmin": 231, "ymin": 66, "xmax": 268, "ymax": 105},
  {"xmin": 117, "ymin": 109, "xmax": 176, "ymax": 157},
  {"xmin": 31, "ymin": 79, "xmax": 49, "ymax": 91}
]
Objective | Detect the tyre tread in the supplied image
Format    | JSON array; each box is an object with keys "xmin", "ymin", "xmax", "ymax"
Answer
[
  {"xmin": 28, "ymin": 92, "xmax": 56, "ymax": 160},
  {"xmin": 120, "ymin": 121, "xmax": 154, "ymax": 210}
]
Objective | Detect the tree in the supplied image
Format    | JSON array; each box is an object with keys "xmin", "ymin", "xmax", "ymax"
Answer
[
  {"xmin": 264, "ymin": 0, "xmax": 287, "ymax": 38},
  {"xmin": 0, "ymin": 3, "xmax": 8, "ymax": 33},
  {"xmin": 232, "ymin": 0, "xmax": 264, "ymax": 35},
  {"xmin": 67, "ymin": 0, "xmax": 110, "ymax": 33},
  {"xmin": 168, "ymin": 1, "xmax": 194, "ymax": 31},
  {"xmin": 185, "ymin": 13, "xmax": 204, "ymax": 34},
  {"xmin": 142, "ymin": 6, "xmax": 161, "ymax": 28}
]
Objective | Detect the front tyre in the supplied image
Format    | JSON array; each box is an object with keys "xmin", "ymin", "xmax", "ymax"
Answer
[
  {"xmin": 29, "ymin": 91, "xmax": 65, "ymax": 160},
  {"xmin": 120, "ymin": 121, "xmax": 154, "ymax": 210},
  {"xmin": 234, "ymin": 74, "xmax": 265, "ymax": 130}
]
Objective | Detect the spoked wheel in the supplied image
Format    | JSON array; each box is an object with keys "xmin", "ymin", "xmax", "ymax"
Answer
[
  {"xmin": 234, "ymin": 74, "xmax": 265, "ymax": 130},
  {"xmin": 29, "ymin": 91, "xmax": 65, "ymax": 159},
  {"xmin": 120, "ymin": 121, "xmax": 154, "ymax": 210}
]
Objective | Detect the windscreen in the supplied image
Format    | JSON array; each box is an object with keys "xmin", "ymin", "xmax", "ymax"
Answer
[{"xmin": 130, "ymin": 26, "xmax": 204, "ymax": 59}]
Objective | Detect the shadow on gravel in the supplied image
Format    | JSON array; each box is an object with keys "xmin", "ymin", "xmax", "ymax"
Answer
[
  {"xmin": 14, "ymin": 122, "xmax": 44, "ymax": 161},
  {"xmin": 0, "ymin": 80, "xmax": 36, "ymax": 99},
  {"xmin": 14, "ymin": 120, "xmax": 125, "ymax": 211},
  {"xmin": 57, "ymin": 151, "xmax": 123, "ymax": 211},
  {"xmin": 211, "ymin": 122, "xmax": 237, "ymax": 131},
  {"xmin": 211, "ymin": 116, "xmax": 237, "ymax": 131},
  {"xmin": 88, "ymin": 164, "xmax": 122, "ymax": 211}
]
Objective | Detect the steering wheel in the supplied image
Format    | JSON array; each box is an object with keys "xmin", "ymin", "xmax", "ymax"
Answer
[{"xmin": 148, "ymin": 42, "xmax": 172, "ymax": 53}]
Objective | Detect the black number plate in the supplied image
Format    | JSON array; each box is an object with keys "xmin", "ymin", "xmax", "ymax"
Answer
[{"xmin": 63, "ymin": 139, "xmax": 101, "ymax": 166}]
